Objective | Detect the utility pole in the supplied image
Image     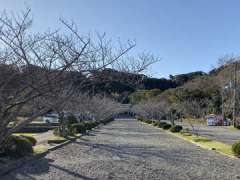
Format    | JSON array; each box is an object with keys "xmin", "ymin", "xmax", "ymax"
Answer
[
  {"xmin": 221, "ymin": 87, "xmax": 225, "ymax": 123},
  {"xmin": 233, "ymin": 61, "xmax": 237, "ymax": 127}
]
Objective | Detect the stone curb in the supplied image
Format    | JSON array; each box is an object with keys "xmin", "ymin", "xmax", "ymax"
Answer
[{"xmin": 48, "ymin": 135, "xmax": 80, "ymax": 151}]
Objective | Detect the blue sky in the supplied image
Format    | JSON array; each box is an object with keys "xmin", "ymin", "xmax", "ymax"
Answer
[{"xmin": 1, "ymin": 0, "xmax": 240, "ymax": 78}]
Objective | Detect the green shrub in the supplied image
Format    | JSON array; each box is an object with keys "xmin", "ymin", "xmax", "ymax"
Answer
[
  {"xmin": 67, "ymin": 114, "xmax": 78, "ymax": 125},
  {"xmin": 232, "ymin": 141, "xmax": 240, "ymax": 157},
  {"xmin": 17, "ymin": 126, "xmax": 49, "ymax": 133},
  {"xmin": 180, "ymin": 128, "xmax": 192, "ymax": 136},
  {"xmin": 93, "ymin": 121, "xmax": 100, "ymax": 127},
  {"xmin": 137, "ymin": 117, "xmax": 144, "ymax": 121},
  {"xmin": 47, "ymin": 137, "xmax": 67, "ymax": 144},
  {"xmin": 3, "ymin": 135, "xmax": 33, "ymax": 157},
  {"xmin": 20, "ymin": 135, "xmax": 37, "ymax": 146},
  {"xmin": 53, "ymin": 126, "xmax": 74, "ymax": 137},
  {"xmin": 170, "ymin": 125, "xmax": 183, "ymax": 133},
  {"xmin": 101, "ymin": 118, "xmax": 114, "ymax": 125},
  {"xmin": 71, "ymin": 123, "xmax": 87, "ymax": 134},
  {"xmin": 84, "ymin": 121, "xmax": 99, "ymax": 130},
  {"xmin": 235, "ymin": 125, "xmax": 240, "ymax": 130},
  {"xmin": 83, "ymin": 121, "xmax": 93, "ymax": 130},
  {"xmin": 162, "ymin": 123, "xmax": 171, "ymax": 130},
  {"xmin": 144, "ymin": 119, "xmax": 152, "ymax": 124},
  {"xmin": 53, "ymin": 127, "xmax": 60, "ymax": 136},
  {"xmin": 153, "ymin": 121, "xmax": 160, "ymax": 127},
  {"xmin": 54, "ymin": 120, "xmax": 100, "ymax": 137},
  {"xmin": 158, "ymin": 122, "xmax": 167, "ymax": 128}
]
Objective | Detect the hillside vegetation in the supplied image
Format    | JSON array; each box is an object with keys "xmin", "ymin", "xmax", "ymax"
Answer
[{"xmin": 132, "ymin": 60, "xmax": 240, "ymax": 123}]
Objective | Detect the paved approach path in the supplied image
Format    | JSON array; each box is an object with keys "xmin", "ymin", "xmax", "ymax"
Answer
[
  {"xmin": 174, "ymin": 121, "xmax": 240, "ymax": 145},
  {"xmin": 2, "ymin": 119, "xmax": 240, "ymax": 180}
]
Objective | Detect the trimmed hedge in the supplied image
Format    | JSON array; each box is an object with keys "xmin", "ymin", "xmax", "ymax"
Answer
[
  {"xmin": 158, "ymin": 122, "xmax": 167, "ymax": 128},
  {"xmin": 71, "ymin": 123, "xmax": 87, "ymax": 134},
  {"xmin": 235, "ymin": 125, "xmax": 240, "ymax": 130},
  {"xmin": 137, "ymin": 117, "xmax": 144, "ymax": 121},
  {"xmin": 83, "ymin": 121, "xmax": 98, "ymax": 130},
  {"xmin": 53, "ymin": 126, "xmax": 74, "ymax": 137},
  {"xmin": 67, "ymin": 114, "xmax": 78, "ymax": 125},
  {"xmin": 144, "ymin": 119, "xmax": 152, "ymax": 124},
  {"xmin": 162, "ymin": 123, "xmax": 171, "ymax": 130},
  {"xmin": 20, "ymin": 135, "xmax": 37, "ymax": 146},
  {"xmin": 153, "ymin": 121, "xmax": 160, "ymax": 127},
  {"xmin": 170, "ymin": 125, "xmax": 183, "ymax": 133},
  {"xmin": 53, "ymin": 120, "xmax": 102, "ymax": 137},
  {"xmin": 232, "ymin": 141, "xmax": 240, "ymax": 157},
  {"xmin": 17, "ymin": 126, "xmax": 50, "ymax": 133},
  {"xmin": 101, "ymin": 118, "xmax": 114, "ymax": 125},
  {"xmin": 47, "ymin": 138, "xmax": 66, "ymax": 144},
  {"xmin": 137, "ymin": 118, "xmax": 184, "ymax": 134},
  {"xmin": 2, "ymin": 135, "xmax": 33, "ymax": 157}
]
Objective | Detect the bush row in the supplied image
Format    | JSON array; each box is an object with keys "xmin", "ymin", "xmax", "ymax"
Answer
[
  {"xmin": 72, "ymin": 118, "xmax": 114, "ymax": 134},
  {"xmin": 71, "ymin": 121, "xmax": 100, "ymax": 134},
  {"xmin": 170, "ymin": 125, "xmax": 183, "ymax": 132},
  {"xmin": 137, "ymin": 118, "xmax": 240, "ymax": 158},
  {"xmin": 2, "ymin": 117, "xmax": 115, "ymax": 158},
  {"xmin": 100, "ymin": 117, "xmax": 114, "ymax": 125},
  {"xmin": 16, "ymin": 126, "xmax": 50, "ymax": 133},
  {"xmin": 54, "ymin": 117, "xmax": 114, "ymax": 137},
  {"xmin": 137, "ymin": 118, "xmax": 183, "ymax": 133}
]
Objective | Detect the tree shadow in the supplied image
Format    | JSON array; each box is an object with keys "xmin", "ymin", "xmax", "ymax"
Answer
[
  {"xmin": 49, "ymin": 164, "xmax": 96, "ymax": 180},
  {"xmin": 2, "ymin": 157, "xmax": 96, "ymax": 180},
  {"xmin": 74, "ymin": 138, "xmax": 206, "ymax": 168}
]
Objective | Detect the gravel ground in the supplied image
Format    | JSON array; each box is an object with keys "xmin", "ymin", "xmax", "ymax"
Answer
[
  {"xmin": 35, "ymin": 130, "xmax": 54, "ymax": 145},
  {"xmin": 2, "ymin": 118, "xmax": 240, "ymax": 180},
  {"xmin": 174, "ymin": 121, "xmax": 240, "ymax": 145}
]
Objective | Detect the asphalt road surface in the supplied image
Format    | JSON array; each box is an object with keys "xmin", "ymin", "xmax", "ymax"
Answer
[{"xmin": 174, "ymin": 121, "xmax": 240, "ymax": 145}]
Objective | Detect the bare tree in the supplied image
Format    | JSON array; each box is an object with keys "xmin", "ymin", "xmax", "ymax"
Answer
[
  {"xmin": 132, "ymin": 99, "xmax": 169, "ymax": 121},
  {"xmin": 64, "ymin": 93, "xmax": 124, "ymax": 122},
  {"xmin": 0, "ymin": 9, "xmax": 158, "ymax": 146},
  {"xmin": 179, "ymin": 98, "xmax": 210, "ymax": 135}
]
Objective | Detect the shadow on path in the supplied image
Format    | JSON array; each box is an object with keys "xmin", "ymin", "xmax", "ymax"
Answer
[{"xmin": 2, "ymin": 157, "xmax": 96, "ymax": 180}]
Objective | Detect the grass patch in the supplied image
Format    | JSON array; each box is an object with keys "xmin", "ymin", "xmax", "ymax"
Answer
[
  {"xmin": 171, "ymin": 132, "xmax": 234, "ymax": 157},
  {"xmin": 182, "ymin": 118, "xmax": 206, "ymax": 125},
  {"xmin": 180, "ymin": 131, "xmax": 192, "ymax": 136},
  {"xmin": 13, "ymin": 133, "xmax": 37, "ymax": 137},
  {"xmin": 224, "ymin": 125, "xmax": 239, "ymax": 131},
  {"xmin": 47, "ymin": 136, "xmax": 67, "ymax": 144},
  {"xmin": 74, "ymin": 133, "xmax": 82, "ymax": 138},
  {"xmin": 193, "ymin": 137, "xmax": 212, "ymax": 143},
  {"xmin": 140, "ymin": 119, "xmax": 235, "ymax": 158},
  {"xmin": 33, "ymin": 145, "xmax": 48, "ymax": 154}
]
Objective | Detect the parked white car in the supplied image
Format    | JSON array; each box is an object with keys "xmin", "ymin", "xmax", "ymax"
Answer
[{"xmin": 43, "ymin": 113, "xmax": 59, "ymax": 123}]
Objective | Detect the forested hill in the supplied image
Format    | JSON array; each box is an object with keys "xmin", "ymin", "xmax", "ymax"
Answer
[
  {"xmin": 89, "ymin": 68, "xmax": 206, "ymax": 92},
  {"xmin": 85, "ymin": 68, "xmax": 207, "ymax": 103},
  {"xmin": 0, "ymin": 63, "xmax": 211, "ymax": 103}
]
